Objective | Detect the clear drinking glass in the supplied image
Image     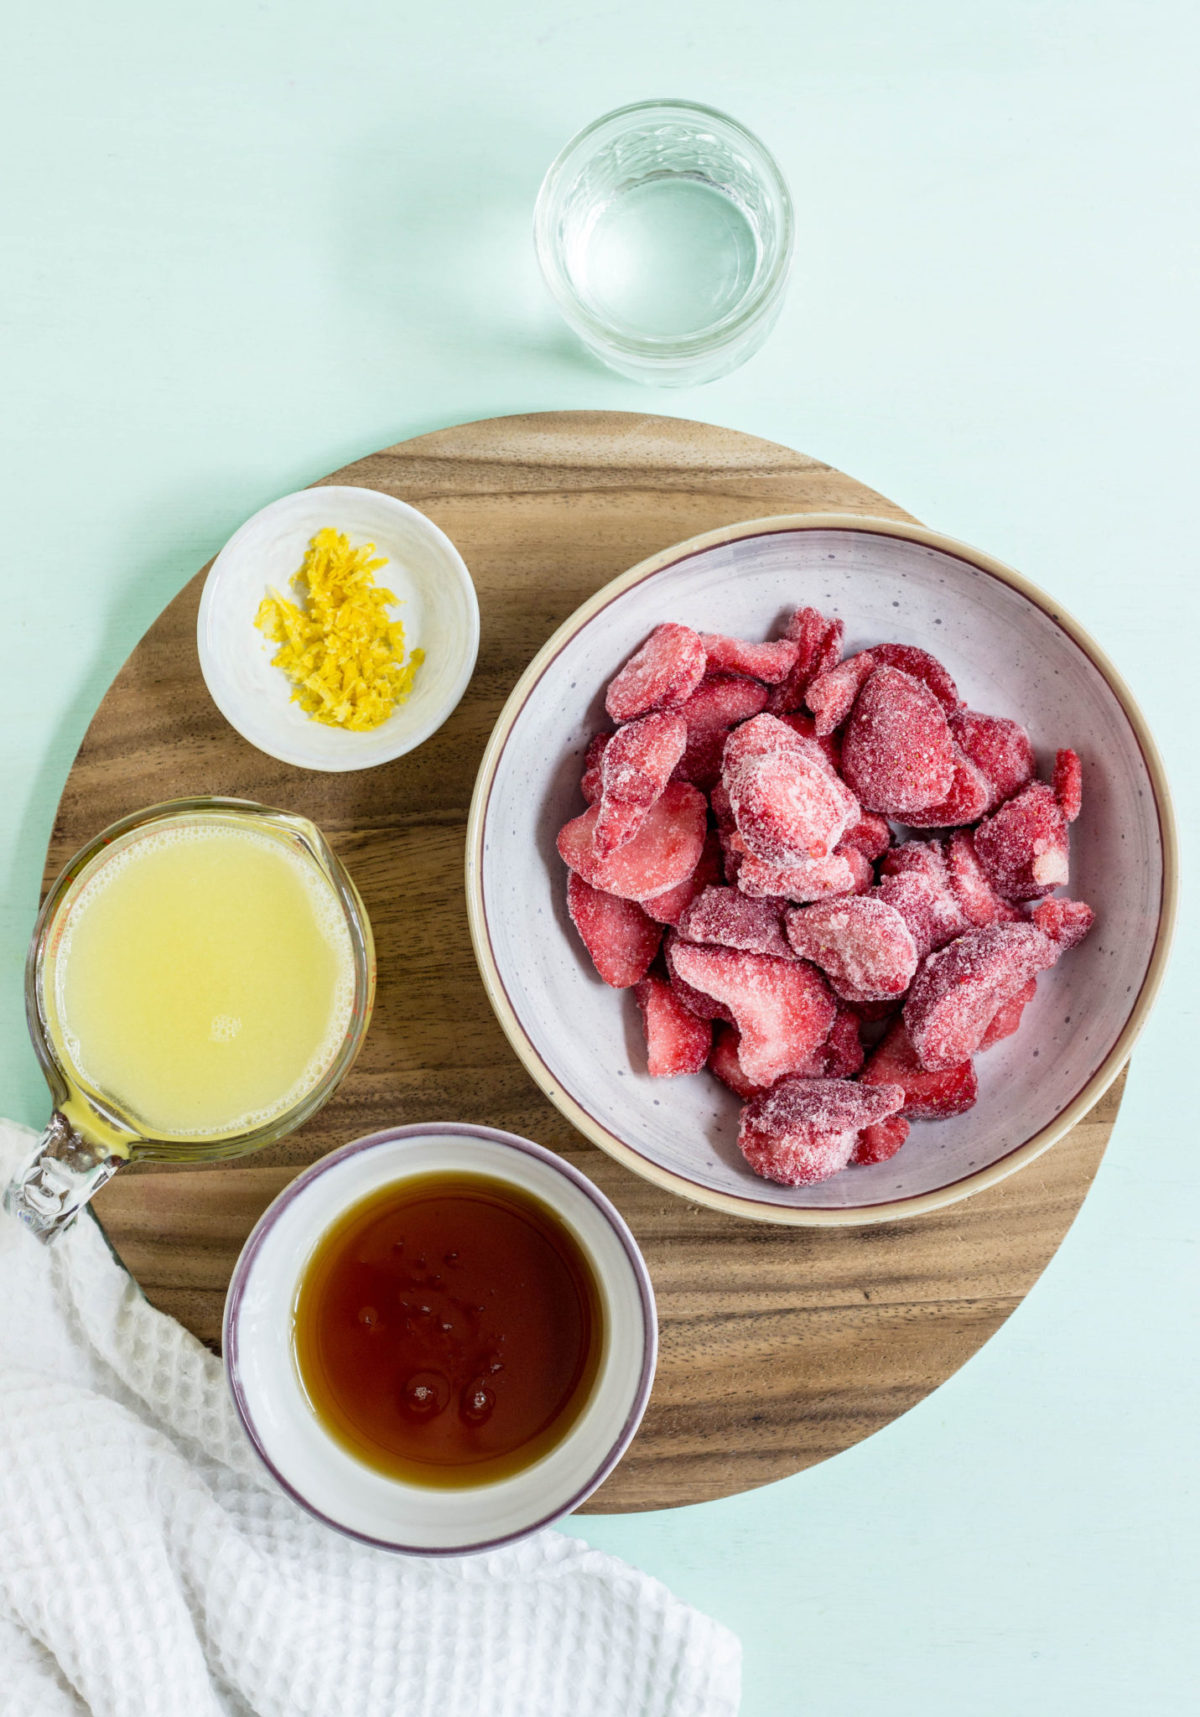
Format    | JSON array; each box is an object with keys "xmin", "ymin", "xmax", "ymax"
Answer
[
  {"xmin": 4, "ymin": 798, "xmax": 375, "ymax": 1242},
  {"xmin": 534, "ymin": 98, "xmax": 794, "ymax": 386}
]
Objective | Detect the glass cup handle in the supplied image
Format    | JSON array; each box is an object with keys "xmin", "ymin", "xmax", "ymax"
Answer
[{"xmin": 3, "ymin": 1112, "xmax": 122, "ymax": 1241}]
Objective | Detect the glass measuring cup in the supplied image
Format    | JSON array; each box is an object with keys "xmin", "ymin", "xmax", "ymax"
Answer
[{"xmin": 4, "ymin": 798, "xmax": 375, "ymax": 1242}]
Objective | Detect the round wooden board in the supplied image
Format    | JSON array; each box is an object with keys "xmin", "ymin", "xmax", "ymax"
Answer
[{"xmin": 46, "ymin": 412, "xmax": 1122, "ymax": 1514}]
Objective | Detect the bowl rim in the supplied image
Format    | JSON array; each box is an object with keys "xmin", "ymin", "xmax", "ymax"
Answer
[
  {"xmin": 465, "ymin": 512, "xmax": 1179, "ymax": 1227},
  {"xmin": 197, "ymin": 484, "xmax": 480, "ymax": 773},
  {"xmin": 223, "ymin": 1121, "xmax": 658, "ymax": 1554}
]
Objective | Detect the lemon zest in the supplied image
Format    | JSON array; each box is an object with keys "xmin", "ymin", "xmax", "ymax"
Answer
[{"xmin": 254, "ymin": 528, "xmax": 425, "ymax": 731}]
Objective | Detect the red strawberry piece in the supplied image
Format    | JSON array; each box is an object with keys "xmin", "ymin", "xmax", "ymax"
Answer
[
  {"xmin": 948, "ymin": 709, "xmax": 1035, "ymax": 811},
  {"xmin": 910, "ymin": 744, "xmax": 992, "ymax": 827},
  {"xmin": 634, "ymin": 976, "xmax": 712, "ymax": 1076},
  {"xmin": 708, "ymin": 1023, "xmax": 773, "ymax": 1100},
  {"xmin": 642, "ymin": 831, "xmax": 723, "ymax": 927},
  {"xmin": 973, "ymin": 782, "xmax": 1070, "ymax": 901},
  {"xmin": 724, "ymin": 714, "xmax": 859, "ymax": 865},
  {"xmin": 566, "ymin": 872, "xmax": 663, "ymax": 989},
  {"xmin": 944, "ymin": 829, "xmax": 1022, "ymax": 927},
  {"xmin": 671, "ymin": 728, "xmax": 728, "ymax": 791},
  {"xmin": 699, "ymin": 634, "xmax": 801, "ymax": 684},
  {"xmin": 805, "ymin": 651, "xmax": 878, "ymax": 736},
  {"xmin": 1031, "ymin": 896, "xmax": 1096, "ymax": 953},
  {"xmin": 874, "ymin": 869, "xmax": 971, "ymax": 961},
  {"xmin": 978, "ymin": 977, "xmax": 1037, "ymax": 1049},
  {"xmin": 837, "ymin": 844, "xmax": 876, "ymax": 895},
  {"xmin": 680, "ymin": 673, "xmax": 771, "ymax": 735},
  {"xmin": 851, "ymin": 1115, "xmax": 910, "ymax": 1165},
  {"xmin": 841, "ymin": 665, "xmax": 957, "ymax": 817},
  {"xmin": 593, "ymin": 711, "xmax": 688, "ymax": 857},
  {"xmin": 580, "ymin": 732, "xmax": 610, "ymax": 805},
  {"xmin": 767, "ymin": 608, "xmax": 844, "ymax": 713},
  {"xmin": 678, "ymin": 885, "xmax": 793, "ymax": 960},
  {"xmin": 820, "ymin": 1005, "xmax": 866, "ymax": 1078},
  {"xmin": 710, "ymin": 779, "xmax": 733, "ymax": 828},
  {"xmin": 1053, "ymin": 748, "xmax": 1083, "ymax": 823},
  {"xmin": 737, "ymin": 849, "xmax": 861, "ymax": 903},
  {"xmin": 840, "ymin": 812, "xmax": 893, "ymax": 862},
  {"xmin": 869, "ymin": 643, "xmax": 960, "ymax": 712},
  {"xmin": 737, "ymin": 1077, "xmax": 905, "ymax": 1186},
  {"xmin": 666, "ymin": 940, "xmax": 837, "ymax": 1087},
  {"xmin": 879, "ymin": 838, "xmax": 948, "ymax": 883},
  {"xmin": 860, "ymin": 1019, "xmax": 979, "ymax": 1119},
  {"xmin": 557, "ymin": 781, "xmax": 707, "ymax": 902},
  {"xmin": 785, "ymin": 896, "xmax": 918, "ymax": 1002},
  {"xmin": 605, "ymin": 623, "xmax": 707, "ymax": 723},
  {"xmin": 777, "ymin": 711, "xmax": 843, "ymax": 777},
  {"xmin": 904, "ymin": 922, "xmax": 1060, "ymax": 1069}
]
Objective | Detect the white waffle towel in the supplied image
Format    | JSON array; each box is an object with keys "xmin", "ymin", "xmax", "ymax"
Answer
[{"xmin": 0, "ymin": 1121, "xmax": 740, "ymax": 1717}]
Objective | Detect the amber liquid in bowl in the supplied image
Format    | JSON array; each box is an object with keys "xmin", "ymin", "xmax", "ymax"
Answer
[{"xmin": 292, "ymin": 1173, "xmax": 604, "ymax": 1487}]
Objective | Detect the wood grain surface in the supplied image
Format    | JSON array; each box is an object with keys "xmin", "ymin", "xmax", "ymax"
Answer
[{"xmin": 45, "ymin": 411, "xmax": 1122, "ymax": 1512}]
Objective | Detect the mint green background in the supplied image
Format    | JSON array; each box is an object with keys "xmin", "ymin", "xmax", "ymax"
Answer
[{"xmin": 3, "ymin": 3, "xmax": 1197, "ymax": 1711}]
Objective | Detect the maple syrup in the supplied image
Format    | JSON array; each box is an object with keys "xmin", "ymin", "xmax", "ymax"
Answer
[{"xmin": 292, "ymin": 1172, "xmax": 604, "ymax": 1486}]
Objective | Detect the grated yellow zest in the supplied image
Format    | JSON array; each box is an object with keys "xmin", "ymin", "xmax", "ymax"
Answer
[{"xmin": 254, "ymin": 528, "xmax": 425, "ymax": 731}]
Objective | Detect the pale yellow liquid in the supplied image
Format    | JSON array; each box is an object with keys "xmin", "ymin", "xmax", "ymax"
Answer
[{"xmin": 49, "ymin": 819, "xmax": 356, "ymax": 1140}]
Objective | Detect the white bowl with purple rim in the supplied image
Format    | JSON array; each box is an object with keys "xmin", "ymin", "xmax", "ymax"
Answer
[
  {"xmin": 223, "ymin": 1124, "xmax": 656, "ymax": 1554},
  {"xmin": 465, "ymin": 514, "xmax": 1177, "ymax": 1226}
]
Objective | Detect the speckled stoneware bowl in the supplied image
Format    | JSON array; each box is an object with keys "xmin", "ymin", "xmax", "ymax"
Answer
[{"xmin": 466, "ymin": 516, "xmax": 1177, "ymax": 1225}]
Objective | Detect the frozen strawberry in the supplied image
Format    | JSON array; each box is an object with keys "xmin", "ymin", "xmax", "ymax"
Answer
[
  {"xmin": 566, "ymin": 872, "xmax": 663, "ymax": 989},
  {"xmin": 667, "ymin": 940, "xmax": 837, "ymax": 1087},
  {"xmin": 910, "ymin": 744, "xmax": 992, "ymax": 827},
  {"xmin": 642, "ymin": 831, "xmax": 723, "ymax": 927},
  {"xmin": 860, "ymin": 1019, "xmax": 979, "ymax": 1119},
  {"xmin": 767, "ymin": 608, "xmax": 844, "ymax": 713},
  {"xmin": 879, "ymin": 838, "xmax": 947, "ymax": 883},
  {"xmin": 593, "ymin": 710, "xmax": 688, "ymax": 857},
  {"xmin": 840, "ymin": 665, "xmax": 957, "ymax": 817},
  {"xmin": 784, "ymin": 897, "xmax": 919, "ymax": 1002},
  {"xmin": 978, "ymin": 977, "xmax": 1037, "ymax": 1049},
  {"xmin": 944, "ymin": 829, "xmax": 1022, "ymax": 927},
  {"xmin": 678, "ymin": 886, "xmax": 793, "ymax": 960},
  {"xmin": 1053, "ymin": 749, "xmax": 1083, "ymax": 823},
  {"xmin": 840, "ymin": 812, "xmax": 893, "ymax": 862},
  {"xmin": 777, "ymin": 712, "xmax": 843, "ymax": 778},
  {"xmin": 973, "ymin": 782, "xmax": 1070, "ymax": 901},
  {"xmin": 699, "ymin": 634, "xmax": 801, "ymax": 684},
  {"xmin": 708, "ymin": 1023, "xmax": 772, "ymax": 1100},
  {"xmin": 1031, "ymin": 896, "xmax": 1096, "ymax": 953},
  {"xmin": 904, "ymin": 923, "xmax": 1060, "ymax": 1069},
  {"xmin": 869, "ymin": 643, "xmax": 960, "ymax": 713},
  {"xmin": 605, "ymin": 623, "xmax": 707, "ymax": 723},
  {"xmin": 724, "ymin": 715, "xmax": 859, "ymax": 865},
  {"xmin": 671, "ymin": 728, "xmax": 727, "ymax": 791},
  {"xmin": 580, "ymin": 731, "xmax": 609, "ymax": 805},
  {"xmin": 874, "ymin": 869, "xmax": 970, "ymax": 962},
  {"xmin": 557, "ymin": 781, "xmax": 707, "ymax": 902},
  {"xmin": 837, "ymin": 844, "xmax": 876, "ymax": 895},
  {"xmin": 948, "ymin": 709, "xmax": 1035, "ymax": 811},
  {"xmin": 737, "ymin": 849, "xmax": 861, "ymax": 903},
  {"xmin": 634, "ymin": 976, "xmax": 712, "ymax": 1076},
  {"xmin": 805, "ymin": 651, "xmax": 877, "ymax": 736},
  {"xmin": 821, "ymin": 1005, "xmax": 866, "ymax": 1077},
  {"xmin": 737, "ymin": 1077, "xmax": 905, "ymax": 1186},
  {"xmin": 851, "ymin": 1115, "xmax": 910, "ymax": 1165},
  {"xmin": 680, "ymin": 673, "xmax": 771, "ymax": 735},
  {"xmin": 710, "ymin": 779, "xmax": 733, "ymax": 829}
]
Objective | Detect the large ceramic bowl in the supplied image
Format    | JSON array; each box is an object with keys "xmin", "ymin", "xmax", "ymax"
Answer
[{"xmin": 466, "ymin": 516, "xmax": 1176, "ymax": 1225}]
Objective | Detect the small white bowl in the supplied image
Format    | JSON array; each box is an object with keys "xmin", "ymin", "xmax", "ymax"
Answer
[
  {"xmin": 198, "ymin": 486, "xmax": 479, "ymax": 771},
  {"xmin": 223, "ymin": 1124, "xmax": 657, "ymax": 1555}
]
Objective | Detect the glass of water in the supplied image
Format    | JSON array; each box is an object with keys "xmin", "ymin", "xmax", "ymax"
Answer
[{"xmin": 534, "ymin": 99, "xmax": 794, "ymax": 387}]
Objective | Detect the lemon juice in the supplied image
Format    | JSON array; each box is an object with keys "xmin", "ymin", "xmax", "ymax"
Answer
[{"xmin": 47, "ymin": 817, "xmax": 356, "ymax": 1140}]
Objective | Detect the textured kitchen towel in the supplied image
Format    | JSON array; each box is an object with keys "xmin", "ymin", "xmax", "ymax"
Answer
[{"xmin": 0, "ymin": 1121, "xmax": 741, "ymax": 1717}]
